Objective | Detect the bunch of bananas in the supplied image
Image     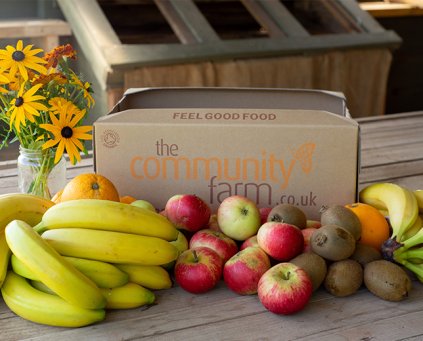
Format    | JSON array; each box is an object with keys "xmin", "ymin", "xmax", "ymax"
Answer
[
  {"xmin": 0, "ymin": 194, "xmax": 179, "ymax": 327},
  {"xmin": 359, "ymin": 183, "xmax": 423, "ymax": 279}
]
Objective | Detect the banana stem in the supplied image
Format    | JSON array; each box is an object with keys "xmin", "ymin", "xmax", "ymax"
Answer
[
  {"xmin": 33, "ymin": 221, "xmax": 46, "ymax": 234},
  {"xmin": 401, "ymin": 227, "xmax": 423, "ymax": 249},
  {"xmin": 395, "ymin": 248, "xmax": 423, "ymax": 261},
  {"xmin": 400, "ymin": 260, "xmax": 423, "ymax": 279}
]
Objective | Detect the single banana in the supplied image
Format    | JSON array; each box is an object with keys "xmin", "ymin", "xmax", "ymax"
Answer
[
  {"xmin": 5, "ymin": 220, "xmax": 106, "ymax": 310},
  {"xmin": 30, "ymin": 280, "xmax": 56, "ymax": 295},
  {"xmin": 12, "ymin": 254, "xmax": 129, "ymax": 288},
  {"xmin": 35, "ymin": 199, "xmax": 178, "ymax": 241},
  {"xmin": 116, "ymin": 264, "xmax": 172, "ymax": 290},
  {"xmin": 0, "ymin": 232, "xmax": 11, "ymax": 287},
  {"xmin": 0, "ymin": 193, "xmax": 54, "ymax": 284},
  {"xmin": 10, "ymin": 254, "xmax": 38, "ymax": 281},
  {"xmin": 1, "ymin": 271, "xmax": 105, "ymax": 327},
  {"xmin": 64, "ymin": 256, "xmax": 129, "ymax": 288},
  {"xmin": 359, "ymin": 183, "xmax": 418, "ymax": 240},
  {"xmin": 42, "ymin": 228, "xmax": 179, "ymax": 266},
  {"xmin": 100, "ymin": 282, "xmax": 155, "ymax": 309},
  {"xmin": 0, "ymin": 193, "xmax": 54, "ymax": 230},
  {"xmin": 414, "ymin": 190, "xmax": 423, "ymax": 214},
  {"xmin": 400, "ymin": 215, "xmax": 423, "ymax": 241}
]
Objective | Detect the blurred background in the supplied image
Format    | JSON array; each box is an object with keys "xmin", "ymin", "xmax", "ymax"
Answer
[{"xmin": 0, "ymin": 0, "xmax": 422, "ymax": 159}]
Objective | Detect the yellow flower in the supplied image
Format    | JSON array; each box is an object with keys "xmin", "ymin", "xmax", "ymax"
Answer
[
  {"xmin": 71, "ymin": 73, "xmax": 95, "ymax": 108},
  {"xmin": 0, "ymin": 40, "xmax": 47, "ymax": 80},
  {"xmin": 40, "ymin": 99, "xmax": 92, "ymax": 164},
  {"xmin": 8, "ymin": 83, "xmax": 48, "ymax": 132},
  {"xmin": 0, "ymin": 72, "xmax": 10, "ymax": 93}
]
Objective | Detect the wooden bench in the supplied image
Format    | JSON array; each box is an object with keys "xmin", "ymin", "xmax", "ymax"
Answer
[{"xmin": 0, "ymin": 19, "xmax": 71, "ymax": 52}]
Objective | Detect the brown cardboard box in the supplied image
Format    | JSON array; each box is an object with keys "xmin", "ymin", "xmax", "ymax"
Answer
[{"xmin": 94, "ymin": 88, "xmax": 359, "ymax": 220}]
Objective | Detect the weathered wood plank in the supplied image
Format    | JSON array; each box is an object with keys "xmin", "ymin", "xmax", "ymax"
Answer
[{"xmin": 154, "ymin": 0, "xmax": 220, "ymax": 44}]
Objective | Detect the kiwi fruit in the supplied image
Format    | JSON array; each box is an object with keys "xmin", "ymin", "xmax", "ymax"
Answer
[
  {"xmin": 324, "ymin": 259, "xmax": 363, "ymax": 297},
  {"xmin": 320, "ymin": 205, "xmax": 361, "ymax": 241},
  {"xmin": 364, "ymin": 260, "xmax": 412, "ymax": 302},
  {"xmin": 291, "ymin": 252, "xmax": 327, "ymax": 291},
  {"xmin": 267, "ymin": 204, "xmax": 307, "ymax": 229},
  {"xmin": 350, "ymin": 243, "xmax": 382, "ymax": 267},
  {"xmin": 310, "ymin": 224, "xmax": 356, "ymax": 261}
]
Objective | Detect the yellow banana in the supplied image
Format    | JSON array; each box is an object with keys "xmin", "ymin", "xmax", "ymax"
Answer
[
  {"xmin": 42, "ymin": 228, "xmax": 179, "ymax": 266},
  {"xmin": 401, "ymin": 215, "xmax": 423, "ymax": 241},
  {"xmin": 64, "ymin": 256, "xmax": 129, "ymax": 288},
  {"xmin": 116, "ymin": 264, "xmax": 172, "ymax": 290},
  {"xmin": 35, "ymin": 199, "xmax": 178, "ymax": 241},
  {"xmin": 10, "ymin": 254, "xmax": 38, "ymax": 280},
  {"xmin": 359, "ymin": 183, "xmax": 418, "ymax": 240},
  {"xmin": 100, "ymin": 282, "xmax": 155, "ymax": 309},
  {"xmin": 0, "ymin": 232, "xmax": 11, "ymax": 287},
  {"xmin": 5, "ymin": 220, "xmax": 106, "ymax": 310},
  {"xmin": 0, "ymin": 193, "xmax": 54, "ymax": 230},
  {"xmin": 30, "ymin": 280, "xmax": 56, "ymax": 295},
  {"xmin": 1, "ymin": 271, "xmax": 105, "ymax": 327},
  {"xmin": 0, "ymin": 193, "xmax": 54, "ymax": 285},
  {"xmin": 414, "ymin": 190, "xmax": 423, "ymax": 214},
  {"xmin": 12, "ymin": 254, "xmax": 129, "ymax": 288}
]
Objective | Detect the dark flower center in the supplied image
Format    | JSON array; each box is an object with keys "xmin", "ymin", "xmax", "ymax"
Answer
[
  {"xmin": 61, "ymin": 126, "xmax": 73, "ymax": 138},
  {"xmin": 15, "ymin": 97, "xmax": 24, "ymax": 107},
  {"xmin": 12, "ymin": 51, "xmax": 25, "ymax": 62}
]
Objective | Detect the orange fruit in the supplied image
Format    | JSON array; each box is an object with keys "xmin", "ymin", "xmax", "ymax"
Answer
[
  {"xmin": 120, "ymin": 195, "xmax": 137, "ymax": 204},
  {"xmin": 345, "ymin": 202, "xmax": 390, "ymax": 251},
  {"xmin": 60, "ymin": 173, "xmax": 120, "ymax": 202}
]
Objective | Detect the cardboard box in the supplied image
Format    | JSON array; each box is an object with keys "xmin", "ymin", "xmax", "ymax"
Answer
[{"xmin": 94, "ymin": 88, "xmax": 359, "ymax": 220}]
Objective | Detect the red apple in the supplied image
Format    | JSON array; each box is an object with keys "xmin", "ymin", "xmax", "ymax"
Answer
[
  {"xmin": 257, "ymin": 222, "xmax": 304, "ymax": 261},
  {"xmin": 259, "ymin": 207, "xmax": 273, "ymax": 225},
  {"xmin": 223, "ymin": 247, "xmax": 270, "ymax": 295},
  {"xmin": 301, "ymin": 227, "xmax": 318, "ymax": 252},
  {"xmin": 174, "ymin": 246, "xmax": 222, "ymax": 294},
  {"xmin": 306, "ymin": 220, "xmax": 322, "ymax": 229},
  {"xmin": 258, "ymin": 262, "xmax": 313, "ymax": 315},
  {"xmin": 165, "ymin": 194, "xmax": 211, "ymax": 233},
  {"xmin": 217, "ymin": 195, "xmax": 261, "ymax": 241},
  {"xmin": 189, "ymin": 229, "xmax": 238, "ymax": 263},
  {"xmin": 240, "ymin": 235, "xmax": 259, "ymax": 250}
]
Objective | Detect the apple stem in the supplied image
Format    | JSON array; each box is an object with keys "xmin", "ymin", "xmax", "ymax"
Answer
[
  {"xmin": 193, "ymin": 250, "xmax": 199, "ymax": 263},
  {"xmin": 282, "ymin": 271, "xmax": 291, "ymax": 281}
]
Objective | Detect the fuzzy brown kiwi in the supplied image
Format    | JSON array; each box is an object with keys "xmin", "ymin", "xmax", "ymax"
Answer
[
  {"xmin": 364, "ymin": 260, "xmax": 412, "ymax": 302},
  {"xmin": 320, "ymin": 205, "xmax": 361, "ymax": 241},
  {"xmin": 324, "ymin": 259, "xmax": 363, "ymax": 297},
  {"xmin": 290, "ymin": 252, "xmax": 327, "ymax": 291},
  {"xmin": 266, "ymin": 204, "xmax": 307, "ymax": 229},
  {"xmin": 350, "ymin": 243, "xmax": 382, "ymax": 267},
  {"xmin": 310, "ymin": 224, "xmax": 356, "ymax": 261}
]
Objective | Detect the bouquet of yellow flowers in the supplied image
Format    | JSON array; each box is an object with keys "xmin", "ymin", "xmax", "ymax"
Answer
[{"xmin": 0, "ymin": 40, "xmax": 94, "ymax": 198}]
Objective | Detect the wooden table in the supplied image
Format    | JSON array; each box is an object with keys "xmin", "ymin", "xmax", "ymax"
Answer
[{"xmin": 1, "ymin": 111, "xmax": 423, "ymax": 341}]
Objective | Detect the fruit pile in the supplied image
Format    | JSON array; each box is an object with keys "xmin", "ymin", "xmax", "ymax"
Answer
[{"xmin": 0, "ymin": 174, "xmax": 422, "ymax": 327}]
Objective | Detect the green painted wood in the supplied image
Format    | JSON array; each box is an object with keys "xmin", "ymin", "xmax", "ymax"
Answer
[
  {"xmin": 248, "ymin": 0, "xmax": 310, "ymax": 37},
  {"xmin": 155, "ymin": 0, "xmax": 220, "ymax": 44},
  {"xmin": 104, "ymin": 31, "xmax": 402, "ymax": 69}
]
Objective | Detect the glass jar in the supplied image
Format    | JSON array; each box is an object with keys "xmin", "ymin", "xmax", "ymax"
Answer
[{"xmin": 17, "ymin": 146, "xmax": 66, "ymax": 199}]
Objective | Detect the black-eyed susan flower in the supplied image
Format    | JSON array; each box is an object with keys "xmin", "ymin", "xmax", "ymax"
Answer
[
  {"xmin": 0, "ymin": 40, "xmax": 47, "ymax": 80},
  {"xmin": 40, "ymin": 98, "xmax": 92, "ymax": 164},
  {"xmin": 70, "ymin": 73, "xmax": 95, "ymax": 108},
  {"xmin": 8, "ymin": 83, "xmax": 48, "ymax": 132}
]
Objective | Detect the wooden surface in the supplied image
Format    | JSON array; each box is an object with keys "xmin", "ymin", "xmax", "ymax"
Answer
[{"xmin": 1, "ymin": 111, "xmax": 423, "ymax": 340}]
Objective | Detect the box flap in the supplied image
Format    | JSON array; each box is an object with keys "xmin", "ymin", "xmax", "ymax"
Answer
[{"xmin": 110, "ymin": 87, "xmax": 347, "ymax": 117}]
